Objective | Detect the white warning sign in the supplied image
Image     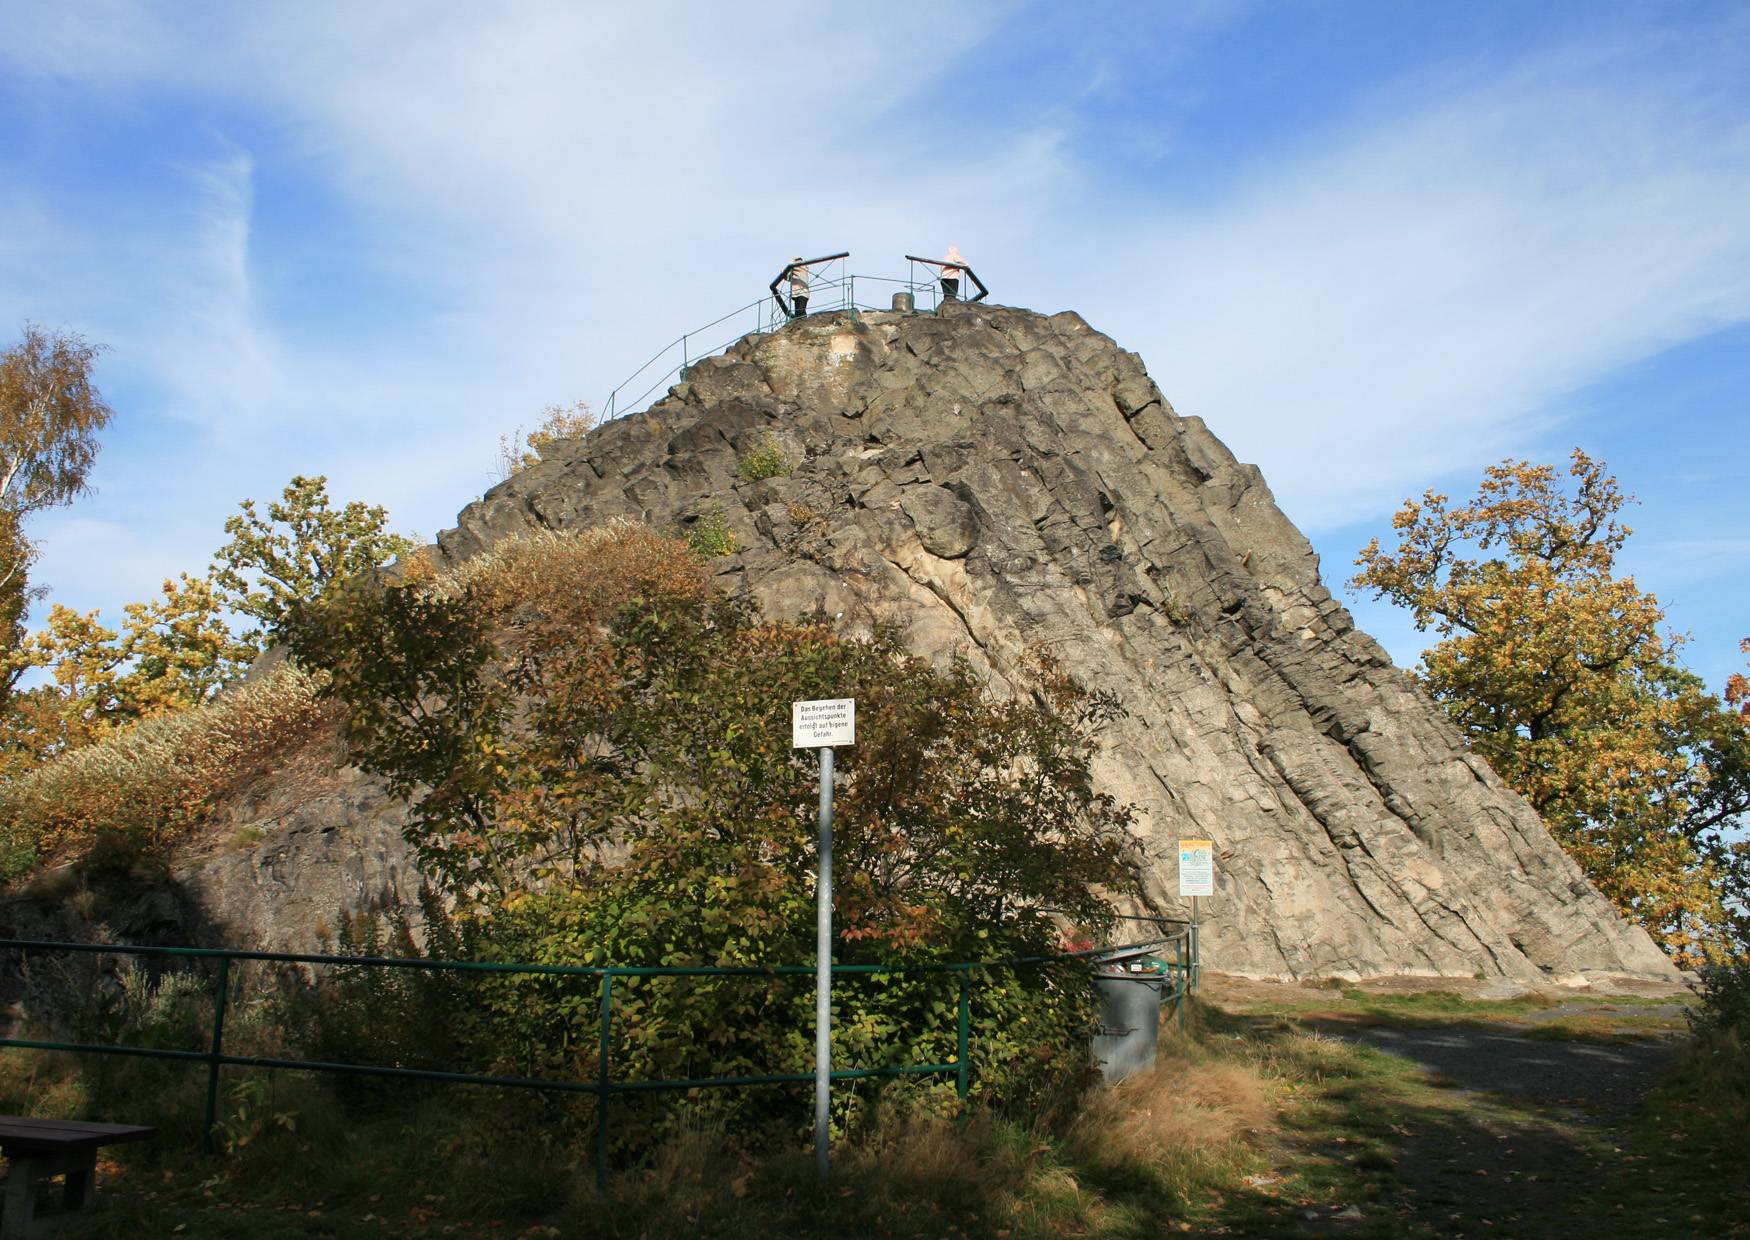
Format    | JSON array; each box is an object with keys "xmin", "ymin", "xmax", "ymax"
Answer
[{"xmin": 792, "ymin": 698, "xmax": 856, "ymax": 748}]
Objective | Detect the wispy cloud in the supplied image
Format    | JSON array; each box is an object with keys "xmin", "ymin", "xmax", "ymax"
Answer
[
  {"xmin": 1090, "ymin": 39, "xmax": 1750, "ymax": 529},
  {"xmin": 148, "ymin": 149, "xmax": 287, "ymax": 440}
]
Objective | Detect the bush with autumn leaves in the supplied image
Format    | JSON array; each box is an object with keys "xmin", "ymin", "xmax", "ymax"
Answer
[{"xmin": 286, "ymin": 525, "xmax": 1137, "ymax": 1133}]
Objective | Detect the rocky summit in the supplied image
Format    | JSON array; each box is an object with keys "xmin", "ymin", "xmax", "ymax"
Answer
[{"xmin": 427, "ymin": 301, "xmax": 1673, "ymax": 984}]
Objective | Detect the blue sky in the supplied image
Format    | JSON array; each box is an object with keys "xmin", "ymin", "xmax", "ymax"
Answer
[{"xmin": 0, "ymin": 1, "xmax": 1744, "ymax": 690}]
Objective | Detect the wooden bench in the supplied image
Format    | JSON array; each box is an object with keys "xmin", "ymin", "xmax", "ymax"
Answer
[{"xmin": 0, "ymin": 1117, "xmax": 155, "ymax": 1239}]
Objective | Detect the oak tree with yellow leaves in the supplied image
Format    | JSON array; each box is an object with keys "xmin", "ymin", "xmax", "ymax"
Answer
[
  {"xmin": 1729, "ymin": 639, "xmax": 1749, "ymax": 721},
  {"xmin": 1353, "ymin": 450, "xmax": 1750, "ymax": 964},
  {"xmin": 210, "ymin": 474, "xmax": 418, "ymax": 641}
]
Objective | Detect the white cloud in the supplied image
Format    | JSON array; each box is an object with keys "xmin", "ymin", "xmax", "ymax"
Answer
[
  {"xmin": 146, "ymin": 149, "xmax": 290, "ymax": 442},
  {"xmin": 0, "ymin": 2, "xmax": 1040, "ymax": 619},
  {"xmin": 1084, "ymin": 44, "xmax": 1750, "ymax": 529}
]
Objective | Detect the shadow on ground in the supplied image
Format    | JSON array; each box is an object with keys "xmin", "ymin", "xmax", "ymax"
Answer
[{"xmin": 1186, "ymin": 1003, "xmax": 1728, "ymax": 1239}]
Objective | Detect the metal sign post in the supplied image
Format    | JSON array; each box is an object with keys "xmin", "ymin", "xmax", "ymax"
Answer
[
  {"xmin": 1179, "ymin": 839, "xmax": 1214, "ymax": 994},
  {"xmin": 793, "ymin": 697, "xmax": 856, "ymax": 1181},
  {"xmin": 814, "ymin": 743, "xmax": 833, "ymax": 1178}
]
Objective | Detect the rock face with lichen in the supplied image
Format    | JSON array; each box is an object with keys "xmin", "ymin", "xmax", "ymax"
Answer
[{"xmin": 427, "ymin": 301, "xmax": 1674, "ymax": 984}]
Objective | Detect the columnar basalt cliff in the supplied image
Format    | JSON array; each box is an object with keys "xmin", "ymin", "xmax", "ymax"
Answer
[{"xmin": 426, "ymin": 302, "xmax": 1673, "ymax": 983}]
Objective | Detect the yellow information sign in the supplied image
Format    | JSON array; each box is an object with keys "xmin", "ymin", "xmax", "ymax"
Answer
[{"xmin": 1178, "ymin": 839, "xmax": 1214, "ymax": 897}]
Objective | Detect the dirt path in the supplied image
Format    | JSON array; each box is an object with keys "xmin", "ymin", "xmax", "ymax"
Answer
[
  {"xmin": 1323, "ymin": 1023, "xmax": 1675, "ymax": 1109},
  {"xmin": 1318, "ymin": 1023, "xmax": 1682, "ymax": 1232},
  {"xmin": 1195, "ymin": 975, "xmax": 1715, "ymax": 1235}
]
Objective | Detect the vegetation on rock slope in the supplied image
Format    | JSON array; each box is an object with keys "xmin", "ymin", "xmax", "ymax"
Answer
[
  {"xmin": 285, "ymin": 521, "xmax": 1139, "ymax": 1131},
  {"xmin": 0, "ymin": 472, "xmax": 411, "ymax": 878},
  {"xmin": 0, "ymin": 326, "xmax": 1743, "ymax": 1231}
]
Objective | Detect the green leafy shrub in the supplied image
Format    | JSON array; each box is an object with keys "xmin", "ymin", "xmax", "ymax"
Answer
[
  {"xmin": 737, "ymin": 438, "xmax": 791, "ymax": 481},
  {"xmin": 287, "ymin": 523, "xmax": 1136, "ymax": 1148},
  {"xmin": 290, "ymin": 889, "xmax": 476, "ymax": 1087},
  {"xmin": 1691, "ymin": 957, "xmax": 1750, "ymax": 1037},
  {"xmin": 1654, "ymin": 958, "xmax": 1750, "ymax": 1195},
  {"xmin": 0, "ymin": 834, "xmax": 36, "ymax": 882},
  {"xmin": 687, "ymin": 507, "xmax": 737, "ymax": 558}
]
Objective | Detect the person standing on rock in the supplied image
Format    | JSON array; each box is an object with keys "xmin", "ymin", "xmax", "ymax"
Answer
[
  {"xmin": 940, "ymin": 245, "xmax": 966, "ymax": 301},
  {"xmin": 789, "ymin": 257, "xmax": 810, "ymax": 319}
]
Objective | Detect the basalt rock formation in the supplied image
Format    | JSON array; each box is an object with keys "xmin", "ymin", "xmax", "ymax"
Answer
[{"xmin": 428, "ymin": 301, "xmax": 1674, "ymax": 984}]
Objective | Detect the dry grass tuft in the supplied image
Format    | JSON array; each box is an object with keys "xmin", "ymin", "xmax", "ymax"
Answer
[
  {"xmin": 437, "ymin": 522, "xmax": 708, "ymax": 624},
  {"xmin": 0, "ymin": 664, "xmax": 335, "ymax": 860},
  {"xmin": 851, "ymin": 1110, "xmax": 1016, "ymax": 1192},
  {"xmin": 1071, "ymin": 1050, "xmax": 1275, "ymax": 1163}
]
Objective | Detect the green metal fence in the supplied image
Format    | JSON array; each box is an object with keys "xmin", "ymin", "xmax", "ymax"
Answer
[{"xmin": 0, "ymin": 930, "xmax": 1194, "ymax": 1187}]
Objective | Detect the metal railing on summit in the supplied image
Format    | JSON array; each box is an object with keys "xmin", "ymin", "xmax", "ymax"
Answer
[{"xmin": 599, "ymin": 258, "xmax": 961, "ymax": 423}]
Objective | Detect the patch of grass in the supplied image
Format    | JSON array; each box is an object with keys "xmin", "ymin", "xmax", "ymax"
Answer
[
  {"xmin": 6, "ymin": 993, "xmax": 1294, "ymax": 1240},
  {"xmin": 1521, "ymin": 1013, "xmax": 1679, "ymax": 1043},
  {"xmin": 1584, "ymin": 1025, "xmax": 1750, "ymax": 1232},
  {"xmin": 1211, "ymin": 978, "xmax": 1695, "ymax": 1046},
  {"xmin": 737, "ymin": 438, "xmax": 790, "ymax": 482},
  {"xmin": 1335, "ymin": 988, "xmax": 1560, "ymax": 1017},
  {"xmin": 686, "ymin": 508, "xmax": 737, "ymax": 559}
]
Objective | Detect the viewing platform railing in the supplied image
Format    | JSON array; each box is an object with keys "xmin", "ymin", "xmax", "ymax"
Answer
[{"xmin": 601, "ymin": 258, "xmax": 963, "ymax": 422}]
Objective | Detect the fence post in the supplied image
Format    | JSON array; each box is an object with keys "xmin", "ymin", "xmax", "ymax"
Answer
[
  {"xmin": 202, "ymin": 955, "xmax": 231, "ymax": 1153},
  {"xmin": 595, "ymin": 972, "xmax": 613, "ymax": 1192},
  {"xmin": 1176, "ymin": 935, "xmax": 1187, "ymax": 1035},
  {"xmin": 956, "ymin": 971, "xmax": 970, "ymax": 1100}
]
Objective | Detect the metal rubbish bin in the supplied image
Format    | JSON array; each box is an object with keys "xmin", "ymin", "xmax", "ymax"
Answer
[{"xmin": 1091, "ymin": 951, "xmax": 1169, "ymax": 1083}]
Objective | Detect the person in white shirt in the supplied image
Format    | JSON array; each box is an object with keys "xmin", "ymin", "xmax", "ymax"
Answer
[{"xmin": 940, "ymin": 245, "xmax": 966, "ymax": 301}]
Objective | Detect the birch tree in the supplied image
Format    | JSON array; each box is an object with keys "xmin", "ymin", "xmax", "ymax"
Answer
[{"xmin": 0, "ymin": 325, "xmax": 114, "ymax": 671}]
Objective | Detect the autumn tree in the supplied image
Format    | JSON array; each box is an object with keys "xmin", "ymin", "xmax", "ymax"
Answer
[
  {"xmin": 1353, "ymin": 450, "xmax": 1749, "ymax": 963},
  {"xmin": 0, "ymin": 476, "xmax": 412, "ymax": 779},
  {"xmin": 210, "ymin": 474, "xmax": 417, "ymax": 642},
  {"xmin": 1730, "ymin": 639, "xmax": 1750, "ymax": 721},
  {"xmin": 0, "ymin": 325, "xmax": 114, "ymax": 675},
  {"xmin": 0, "ymin": 576, "xmax": 253, "ymax": 773},
  {"xmin": 493, "ymin": 400, "xmax": 598, "ymax": 482}
]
